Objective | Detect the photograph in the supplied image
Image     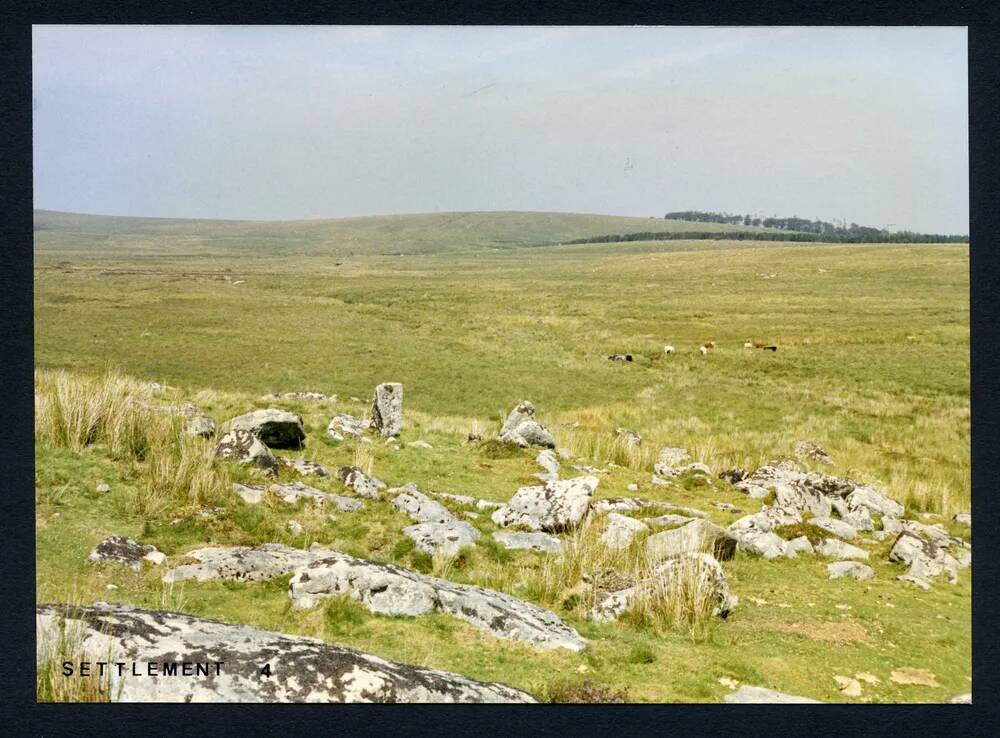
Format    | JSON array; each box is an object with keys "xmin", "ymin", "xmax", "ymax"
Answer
[{"xmin": 32, "ymin": 25, "xmax": 970, "ymax": 704}]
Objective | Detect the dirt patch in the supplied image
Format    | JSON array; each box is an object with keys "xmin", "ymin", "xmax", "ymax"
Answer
[{"xmin": 732, "ymin": 619, "xmax": 873, "ymax": 645}]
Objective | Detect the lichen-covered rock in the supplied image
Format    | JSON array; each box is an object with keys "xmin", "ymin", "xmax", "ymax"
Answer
[
  {"xmin": 645, "ymin": 519, "xmax": 737, "ymax": 562},
  {"xmin": 492, "ymin": 531, "xmax": 563, "ymax": 554},
  {"xmin": 719, "ymin": 468, "xmax": 748, "ymax": 484},
  {"xmin": 889, "ymin": 532, "xmax": 959, "ymax": 585},
  {"xmin": 89, "ymin": 536, "xmax": 165, "ymax": 570},
  {"xmin": 490, "ymin": 476, "xmax": 597, "ymax": 533},
  {"xmin": 786, "ymin": 536, "xmax": 814, "ymax": 556},
  {"xmin": 269, "ymin": 481, "xmax": 331, "ymax": 505},
  {"xmin": 827, "ymin": 561, "xmax": 875, "ymax": 581},
  {"xmin": 600, "ymin": 513, "xmax": 649, "ymax": 549},
  {"xmin": 263, "ymin": 391, "xmax": 331, "ymax": 401},
  {"xmin": 815, "ymin": 538, "xmax": 869, "ymax": 561},
  {"xmin": 326, "ymin": 414, "xmax": 372, "ymax": 441},
  {"xmin": 591, "ymin": 553, "xmax": 737, "ymax": 623},
  {"xmin": 403, "ymin": 521, "xmax": 480, "ymax": 556},
  {"xmin": 279, "ymin": 457, "xmax": 330, "ymax": 477},
  {"xmin": 36, "ymin": 603, "xmax": 536, "ymax": 703},
  {"xmin": 646, "ymin": 514, "xmax": 697, "ymax": 528},
  {"xmin": 213, "ymin": 428, "xmax": 278, "ymax": 471},
  {"xmin": 810, "ymin": 517, "xmax": 858, "ymax": 540},
  {"xmin": 226, "ymin": 408, "xmax": 305, "ymax": 449},
  {"xmin": 371, "ymin": 383, "xmax": 403, "ymax": 438},
  {"xmin": 233, "ymin": 482, "xmax": 266, "ymax": 504},
  {"xmin": 723, "ymin": 686, "xmax": 821, "ymax": 704},
  {"xmin": 535, "ymin": 449, "xmax": 561, "ymax": 482},
  {"xmin": 288, "ymin": 551, "xmax": 585, "ymax": 652},
  {"xmin": 162, "ymin": 544, "xmax": 324, "ymax": 583},
  {"xmin": 498, "ymin": 400, "xmax": 555, "ymax": 448},
  {"xmin": 592, "ymin": 497, "xmax": 707, "ymax": 518},
  {"xmin": 845, "ymin": 485, "xmax": 904, "ymax": 519},
  {"xmin": 731, "ymin": 528, "xmax": 788, "ymax": 559},
  {"xmin": 185, "ymin": 416, "xmax": 217, "ymax": 439},
  {"xmin": 615, "ymin": 428, "xmax": 641, "ymax": 448},
  {"xmin": 392, "ymin": 488, "xmax": 455, "ymax": 524},
  {"xmin": 337, "ymin": 466, "xmax": 386, "ymax": 499}
]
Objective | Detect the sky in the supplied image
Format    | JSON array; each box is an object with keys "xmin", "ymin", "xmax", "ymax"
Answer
[{"xmin": 32, "ymin": 26, "xmax": 969, "ymax": 233}]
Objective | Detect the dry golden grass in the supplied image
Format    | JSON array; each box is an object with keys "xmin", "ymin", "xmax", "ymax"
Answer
[{"xmin": 36, "ymin": 608, "xmax": 119, "ymax": 703}]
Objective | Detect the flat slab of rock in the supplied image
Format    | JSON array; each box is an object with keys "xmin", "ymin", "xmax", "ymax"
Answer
[
  {"xmin": 811, "ymin": 516, "xmax": 858, "ymax": 540},
  {"xmin": 214, "ymin": 429, "xmax": 278, "ymax": 471},
  {"xmin": 289, "ymin": 550, "xmax": 585, "ymax": 652},
  {"xmin": 269, "ymin": 481, "xmax": 330, "ymax": 505},
  {"xmin": 600, "ymin": 513, "xmax": 649, "ymax": 549},
  {"xmin": 371, "ymin": 383, "xmax": 403, "ymax": 438},
  {"xmin": 337, "ymin": 466, "xmax": 386, "ymax": 498},
  {"xmin": 392, "ymin": 488, "xmax": 455, "ymax": 524},
  {"xmin": 327, "ymin": 414, "xmax": 372, "ymax": 441},
  {"xmin": 37, "ymin": 603, "xmax": 535, "ymax": 703},
  {"xmin": 163, "ymin": 544, "xmax": 324, "ymax": 583},
  {"xmin": 535, "ymin": 449, "xmax": 561, "ymax": 481},
  {"xmin": 827, "ymin": 561, "xmax": 875, "ymax": 581},
  {"xmin": 645, "ymin": 519, "xmax": 737, "ymax": 562},
  {"xmin": 279, "ymin": 457, "xmax": 330, "ymax": 477},
  {"xmin": 492, "ymin": 531, "xmax": 563, "ymax": 554},
  {"xmin": 723, "ymin": 686, "xmax": 821, "ymax": 704},
  {"xmin": 646, "ymin": 514, "xmax": 697, "ymax": 528},
  {"xmin": 491, "ymin": 476, "xmax": 598, "ymax": 533},
  {"xmin": 227, "ymin": 408, "xmax": 305, "ymax": 449},
  {"xmin": 815, "ymin": 538, "xmax": 869, "ymax": 561},
  {"xmin": 234, "ymin": 482, "xmax": 266, "ymax": 504},
  {"xmin": 498, "ymin": 400, "xmax": 555, "ymax": 448},
  {"xmin": 591, "ymin": 553, "xmax": 737, "ymax": 623},
  {"xmin": 89, "ymin": 536, "xmax": 165, "ymax": 569},
  {"xmin": 403, "ymin": 521, "xmax": 481, "ymax": 556}
]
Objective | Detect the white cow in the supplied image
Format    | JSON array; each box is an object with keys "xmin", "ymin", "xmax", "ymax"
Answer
[
  {"xmin": 664, "ymin": 345, "xmax": 675, "ymax": 355},
  {"xmin": 699, "ymin": 346, "xmax": 708, "ymax": 356}
]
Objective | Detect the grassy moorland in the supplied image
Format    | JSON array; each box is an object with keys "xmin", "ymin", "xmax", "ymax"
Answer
[{"xmin": 34, "ymin": 211, "xmax": 970, "ymax": 702}]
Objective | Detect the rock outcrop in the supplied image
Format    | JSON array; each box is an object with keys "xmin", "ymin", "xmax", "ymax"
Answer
[
  {"xmin": 288, "ymin": 549, "xmax": 585, "ymax": 652},
  {"xmin": 36, "ymin": 603, "xmax": 536, "ymax": 702},
  {"xmin": 600, "ymin": 513, "xmax": 649, "ymax": 550},
  {"xmin": 492, "ymin": 531, "xmax": 563, "ymax": 554},
  {"xmin": 403, "ymin": 521, "xmax": 481, "ymax": 556},
  {"xmin": 723, "ymin": 685, "xmax": 821, "ymax": 704},
  {"xmin": 279, "ymin": 457, "xmax": 330, "ymax": 477},
  {"xmin": 888, "ymin": 531, "xmax": 960, "ymax": 586},
  {"xmin": 645, "ymin": 519, "xmax": 737, "ymax": 562},
  {"xmin": 226, "ymin": 408, "xmax": 305, "ymax": 449},
  {"xmin": 371, "ymin": 383, "xmax": 403, "ymax": 438},
  {"xmin": 827, "ymin": 561, "xmax": 875, "ymax": 581},
  {"xmin": 498, "ymin": 401, "xmax": 555, "ymax": 448},
  {"xmin": 326, "ymin": 414, "xmax": 372, "ymax": 441},
  {"xmin": 491, "ymin": 476, "xmax": 598, "ymax": 533},
  {"xmin": 163, "ymin": 544, "xmax": 324, "ymax": 583},
  {"xmin": 337, "ymin": 466, "xmax": 386, "ymax": 499}
]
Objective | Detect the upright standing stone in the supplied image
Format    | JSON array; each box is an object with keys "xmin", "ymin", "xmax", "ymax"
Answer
[{"xmin": 371, "ymin": 383, "xmax": 403, "ymax": 438}]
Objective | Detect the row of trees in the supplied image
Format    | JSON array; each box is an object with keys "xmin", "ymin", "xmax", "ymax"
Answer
[
  {"xmin": 564, "ymin": 230, "xmax": 968, "ymax": 246},
  {"xmin": 661, "ymin": 210, "xmax": 967, "ymax": 242}
]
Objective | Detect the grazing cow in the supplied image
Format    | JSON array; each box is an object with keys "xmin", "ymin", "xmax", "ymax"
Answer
[
  {"xmin": 703, "ymin": 341, "xmax": 716, "ymax": 349},
  {"xmin": 743, "ymin": 341, "xmax": 753, "ymax": 349},
  {"xmin": 664, "ymin": 345, "xmax": 675, "ymax": 355},
  {"xmin": 753, "ymin": 341, "xmax": 767, "ymax": 349},
  {"xmin": 699, "ymin": 346, "xmax": 709, "ymax": 356},
  {"xmin": 609, "ymin": 354, "xmax": 633, "ymax": 362},
  {"xmin": 764, "ymin": 345, "xmax": 778, "ymax": 352}
]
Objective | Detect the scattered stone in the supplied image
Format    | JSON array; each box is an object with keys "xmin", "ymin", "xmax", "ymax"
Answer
[
  {"xmin": 897, "ymin": 573, "xmax": 931, "ymax": 590},
  {"xmin": 36, "ymin": 603, "xmax": 535, "ymax": 703},
  {"xmin": 289, "ymin": 549, "xmax": 585, "ymax": 652},
  {"xmin": 491, "ymin": 476, "xmax": 597, "ymax": 533},
  {"xmin": 213, "ymin": 429, "xmax": 278, "ymax": 471},
  {"xmin": 233, "ymin": 482, "xmax": 266, "ymax": 504},
  {"xmin": 889, "ymin": 667, "xmax": 939, "ymax": 687},
  {"xmin": 492, "ymin": 531, "xmax": 563, "ymax": 554},
  {"xmin": 279, "ymin": 457, "xmax": 330, "ymax": 477},
  {"xmin": 263, "ymin": 391, "xmax": 331, "ymax": 402},
  {"xmin": 600, "ymin": 513, "xmax": 649, "ymax": 549},
  {"xmin": 827, "ymin": 561, "xmax": 875, "ymax": 581},
  {"xmin": 89, "ymin": 536, "xmax": 165, "ymax": 570},
  {"xmin": 645, "ymin": 519, "xmax": 737, "ymax": 562},
  {"xmin": 95, "ymin": 483, "xmax": 111, "ymax": 494},
  {"xmin": 337, "ymin": 466, "xmax": 386, "ymax": 499},
  {"xmin": 646, "ymin": 514, "xmax": 696, "ymax": 528},
  {"xmin": 649, "ymin": 475, "xmax": 669, "ymax": 487},
  {"xmin": 592, "ymin": 498, "xmax": 706, "ymax": 518},
  {"xmin": 733, "ymin": 528, "xmax": 789, "ymax": 559},
  {"xmin": 811, "ymin": 517, "xmax": 858, "ymax": 540},
  {"xmin": 163, "ymin": 544, "xmax": 323, "ymax": 583},
  {"xmin": 657, "ymin": 447, "xmax": 689, "ymax": 466},
  {"xmin": 723, "ymin": 686, "xmax": 821, "ymax": 704},
  {"xmin": 786, "ymin": 536, "xmax": 814, "ymax": 556},
  {"xmin": 952, "ymin": 513, "xmax": 970, "ymax": 526},
  {"xmin": 794, "ymin": 441, "xmax": 834, "ymax": 465},
  {"xmin": 269, "ymin": 481, "xmax": 332, "ymax": 506},
  {"xmin": 591, "ymin": 553, "xmax": 737, "ymax": 623},
  {"xmin": 105, "ymin": 584, "xmax": 118, "ymax": 591},
  {"xmin": 846, "ymin": 486, "xmax": 904, "ymax": 519},
  {"xmin": 815, "ymin": 538, "xmax": 869, "ymax": 561},
  {"xmin": 327, "ymin": 414, "xmax": 372, "ymax": 441},
  {"xmin": 626, "ymin": 483, "xmax": 639, "ymax": 492},
  {"xmin": 226, "ymin": 408, "xmax": 305, "ymax": 449},
  {"xmin": 426, "ymin": 490, "xmax": 477, "ymax": 507},
  {"xmin": 464, "ymin": 511, "xmax": 479, "ymax": 520},
  {"xmin": 556, "ymin": 448, "xmax": 574, "ymax": 460},
  {"xmin": 476, "ymin": 499, "xmax": 503, "ymax": 511},
  {"xmin": 370, "ymin": 383, "xmax": 403, "ymax": 438},
  {"xmin": 535, "ymin": 449, "xmax": 561, "ymax": 481},
  {"xmin": 185, "ymin": 416, "xmax": 217, "ymax": 439},
  {"xmin": 834, "ymin": 675, "xmax": 862, "ymax": 697},
  {"xmin": 197, "ymin": 506, "xmax": 226, "ymax": 518},
  {"xmin": 572, "ymin": 464, "xmax": 609, "ymax": 475},
  {"xmin": 498, "ymin": 400, "xmax": 555, "ymax": 448},
  {"xmin": 392, "ymin": 488, "xmax": 455, "ymax": 524},
  {"xmin": 407, "ymin": 440, "xmax": 433, "ymax": 449},
  {"xmin": 403, "ymin": 521, "xmax": 481, "ymax": 556},
  {"xmin": 287, "ymin": 520, "xmax": 304, "ymax": 535},
  {"xmin": 718, "ymin": 468, "xmax": 748, "ymax": 484},
  {"xmin": 615, "ymin": 428, "xmax": 641, "ymax": 448},
  {"xmin": 715, "ymin": 502, "xmax": 742, "ymax": 513}
]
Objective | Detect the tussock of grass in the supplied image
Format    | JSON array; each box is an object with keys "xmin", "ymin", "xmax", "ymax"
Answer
[{"xmin": 37, "ymin": 607, "xmax": 120, "ymax": 702}]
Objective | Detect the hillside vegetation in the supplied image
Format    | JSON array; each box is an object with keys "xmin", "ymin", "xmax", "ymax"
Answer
[{"xmin": 33, "ymin": 211, "xmax": 970, "ymax": 703}]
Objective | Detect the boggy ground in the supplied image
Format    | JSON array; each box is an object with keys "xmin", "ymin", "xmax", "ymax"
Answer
[{"xmin": 34, "ymin": 232, "xmax": 970, "ymax": 702}]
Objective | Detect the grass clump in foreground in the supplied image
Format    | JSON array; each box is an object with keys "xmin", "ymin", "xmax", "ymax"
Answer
[{"xmin": 36, "ymin": 608, "xmax": 120, "ymax": 703}]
